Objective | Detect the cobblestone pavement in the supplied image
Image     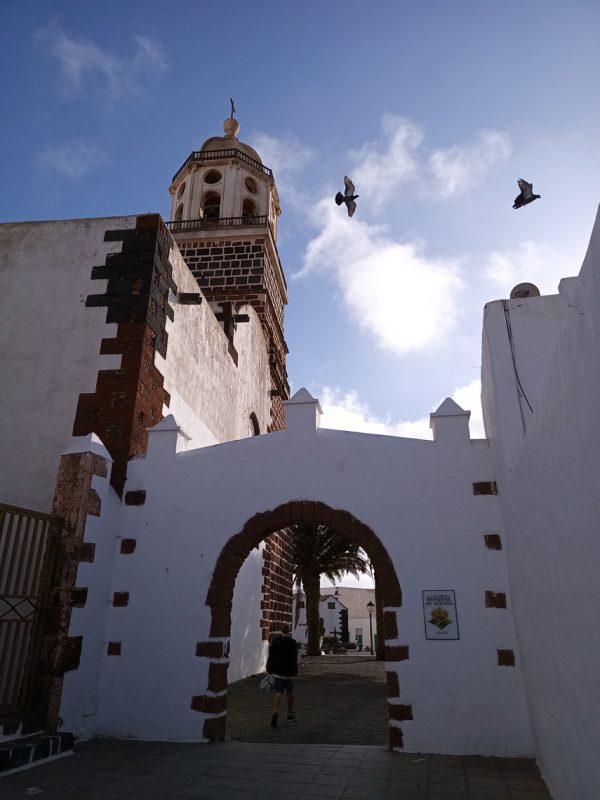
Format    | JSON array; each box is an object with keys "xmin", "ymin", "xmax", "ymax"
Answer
[
  {"xmin": 227, "ymin": 656, "xmax": 389, "ymax": 745},
  {"xmin": 0, "ymin": 739, "xmax": 553, "ymax": 799}
]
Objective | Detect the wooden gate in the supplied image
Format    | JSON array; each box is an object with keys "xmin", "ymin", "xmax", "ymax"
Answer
[{"xmin": 0, "ymin": 503, "xmax": 60, "ymax": 715}]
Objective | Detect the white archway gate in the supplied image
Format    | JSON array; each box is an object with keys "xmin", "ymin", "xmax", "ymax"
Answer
[{"xmin": 55, "ymin": 391, "xmax": 534, "ymax": 756}]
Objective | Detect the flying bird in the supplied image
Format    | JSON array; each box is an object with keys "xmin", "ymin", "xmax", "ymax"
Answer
[
  {"xmin": 513, "ymin": 179, "xmax": 541, "ymax": 209},
  {"xmin": 335, "ymin": 175, "xmax": 359, "ymax": 218}
]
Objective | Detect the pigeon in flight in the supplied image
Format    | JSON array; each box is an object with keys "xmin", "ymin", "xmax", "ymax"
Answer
[
  {"xmin": 335, "ymin": 175, "xmax": 359, "ymax": 217},
  {"xmin": 513, "ymin": 179, "xmax": 541, "ymax": 209}
]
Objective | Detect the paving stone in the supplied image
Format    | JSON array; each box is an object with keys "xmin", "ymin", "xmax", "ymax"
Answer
[{"xmin": 428, "ymin": 781, "xmax": 469, "ymax": 796}]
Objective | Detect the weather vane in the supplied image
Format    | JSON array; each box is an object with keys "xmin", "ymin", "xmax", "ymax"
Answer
[{"xmin": 229, "ymin": 97, "xmax": 236, "ymax": 119}]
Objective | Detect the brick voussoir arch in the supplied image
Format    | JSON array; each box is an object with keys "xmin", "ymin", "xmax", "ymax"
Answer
[{"xmin": 196, "ymin": 501, "xmax": 407, "ymax": 750}]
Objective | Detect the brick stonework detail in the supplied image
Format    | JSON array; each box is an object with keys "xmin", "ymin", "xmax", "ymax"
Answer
[
  {"xmin": 78, "ymin": 543, "xmax": 96, "ymax": 562},
  {"xmin": 37, "ymin": 450, "xmax": 109, "ymax": 732},
  {"xmin": 261, "ymin": 528, "xmax": 294, "ymax": 639},
  {"xmin": 191, "ymin": 694, "xmax": 227, "ymax": 714},
  {"xmin": 174, "ymin": 233, "xmax": 289, "ymax": 431},
  {"xmin": 112, "ymin": 592, "xmax": 129, "ymax": 607},
  {"xmin": 484, "ymin": 534, "xmax": 502, "ymax": 550},
  {"xmin": 383, "ymin": 610, "xmax": 398, "ymax": 640},
  {"xmin": 74, "ymin": 214, "xmax": 175, "ymax": 496},
  {"xmin": 196, "ymin": 641, "xmax": 225, "ymax": 659},
  {"xmin": 388, "ymin": 703, "xmax": 413, "ymax": 721},
  {"xmin": 389, "ymin": 726, "xmax": 404, "ymax": 750},
  {"xmin": 385, "ymin": 645, "xmax": 409, "ymax": 662},
  {"xmin": 208, "ymin": 663, "xmax": 229, "ymax": 693},
  {"xmin": 107, "ymin": 642, "xmax": 122, "ymax": 656},
  {"xmin": 124, "ymin": 490, "xmax": 146, "ymax": 506},
  {"xmin": 202, "ymin": 715, "xmax": 226, "ymax": 742},
  {"xmin": 485, "ymin": 591, "xmax": 507, "ymax": 609},
  {"xmin": 120, "ymin": 538, "xmax": 137, "ymax": 554},
  {"xmin": 473, "ymin": 481, "xmax": 498, "ymax": 495},
  {"xmin": 386, "ymin": 671, "xmax": 400, "ymax": 697},
  {"xmin": 70, "ymin": 588, "xmax": 88, "ymax": 608},
  {"xmin": 498, "ymin": 649, "xmax": 516, "ymax": 666}
]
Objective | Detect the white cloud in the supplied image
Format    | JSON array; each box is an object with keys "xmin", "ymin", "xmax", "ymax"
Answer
[
  {"xmin": 300, "ymin": 200, "xmax": 465, "ymax": 355},
  {"xmin": 451, "ymin": 379, "xmax": 485, "ymax": 438},
  {"xmin": 319, "ymin": 386, "xmax": 432, "ymax": 439},
  {"xmin": 349, "ymin": 114, "xmax": 422, "ymax": 209},
  {"xmin": 36, "ymin": 23, "xmax": 168, "ymax": 103},
  {"xmin": 428, "ymin": 130, "xmax": 512, "ymax": 199},
  {"xmin": 249, "ymin": 132, "xmax": 314, "ymax": 197},
  {"xmin": 481, "ymin": 240, "xmax": 568, "ymax": 298},
  {"xmin": 37, "ymin": 140, "xmax": 108, "ymax": 179},
  {"xmin": 318, "ymin": 378, "xmax": 484, "ymax": 440}
]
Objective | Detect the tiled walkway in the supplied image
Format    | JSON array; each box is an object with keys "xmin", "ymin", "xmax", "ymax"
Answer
[
  {"xmin": 0, "ymin": 657, "xmax": 552, "ymax": 798},
  {"xmin": 0, "ymin": 740, "xmax": 552, "ymax": 800}
]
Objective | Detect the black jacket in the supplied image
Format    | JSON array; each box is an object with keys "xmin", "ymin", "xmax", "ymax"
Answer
[{"xmin": 266, "ymin": 635, "xmax": 298, "ymax": 677}]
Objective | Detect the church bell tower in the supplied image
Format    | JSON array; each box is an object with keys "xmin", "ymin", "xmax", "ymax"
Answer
[{"xmin": 167, "ymin": 111, "xmax": 289, "ymax": 430}]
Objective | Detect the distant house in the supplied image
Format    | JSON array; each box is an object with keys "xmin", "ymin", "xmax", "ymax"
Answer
[{"xmin": 293, "ymin": 587, "xmax": 378, "ymax": 649}]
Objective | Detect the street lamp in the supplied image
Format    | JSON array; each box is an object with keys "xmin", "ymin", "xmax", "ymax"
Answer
[{"xmin": 366, "ymin": 600, "xmax": 375, "ymax": 654}]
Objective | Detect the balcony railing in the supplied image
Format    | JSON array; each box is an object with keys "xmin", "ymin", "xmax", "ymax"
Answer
[
  {"xmin": 172, "ymin": 148, "xmax": 272, "ymax": 183},
  {"xmin": 166, "ymin": 215, "xmax": 268, "ymax": 233}
]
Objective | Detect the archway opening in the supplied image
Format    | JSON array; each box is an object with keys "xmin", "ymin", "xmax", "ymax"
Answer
[{"xmin": 197, "ymin": 501, "xmax": 406, "ymax": 750}]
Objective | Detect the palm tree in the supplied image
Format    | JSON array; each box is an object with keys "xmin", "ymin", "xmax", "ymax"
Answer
[{"xmin": 292, "ymin": 522, "xmax": 370, "ymax": 656}]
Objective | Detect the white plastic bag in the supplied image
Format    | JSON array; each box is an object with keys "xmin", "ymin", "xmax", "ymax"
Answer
[{"xmin": 259, "ymin": 673, "xmax": 275, "ymax": 691}]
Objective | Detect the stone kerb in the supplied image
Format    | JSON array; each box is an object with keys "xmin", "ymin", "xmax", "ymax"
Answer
[{"xmin": 44, "ymin": 435, "xmax": 113, "ymax": 731}]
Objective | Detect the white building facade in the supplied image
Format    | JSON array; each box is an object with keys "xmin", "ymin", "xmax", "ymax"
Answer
[{"xmin": 1, "ymin": 111, "xmax": 599, "ymax": 799}]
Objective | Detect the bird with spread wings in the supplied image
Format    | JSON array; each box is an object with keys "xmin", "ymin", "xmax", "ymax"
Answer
[
  {"xmin": 335, "ymin": 175, "xmax": 359, "ymax": 218},
  {"xmin": 513, "ymin": 179, "xmax": 541, "ymax": 209}
]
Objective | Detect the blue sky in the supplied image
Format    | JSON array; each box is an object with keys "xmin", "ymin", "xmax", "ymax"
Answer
[{"xmin": 2, "ymin": 0, "xmax": 600, "ymax": 442}]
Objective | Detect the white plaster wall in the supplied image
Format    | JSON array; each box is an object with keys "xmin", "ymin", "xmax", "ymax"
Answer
[
  {"xmin": 60, "ymin": 410, "xmax": 533, "ymax": 755},
  {"xmin": 320, "ymin": 596, "xmax": 345, "ymax": 637},
  {"xmin": 0, "ymin": 217, "xmax": 135, "ymax": 511},
  {"xmin": 481, "ymin": 292, "xmax": 568, "ymax": 469},
  {"xmin": 159, "ymin": 246, "xmax": 271, "ymax": 448},
  {"xmin": 482, "ymin": 206, "xmax": 600, "ymax": 800},
  {"xmin": 228, "ymin": 543, "xmax": 268, "ymax": 683}
]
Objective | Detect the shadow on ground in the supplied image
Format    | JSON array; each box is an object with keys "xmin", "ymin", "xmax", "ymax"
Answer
[{"xmin": 226, "ymin": 656, "xmax": 389, "ymax": 745}]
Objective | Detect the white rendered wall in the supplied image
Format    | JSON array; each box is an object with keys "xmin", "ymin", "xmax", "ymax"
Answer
[
  {"xmin": 332, "ymin": 587, "xmax": 377, "ymax": 646},
  {"xmin": 481, "ymin": 206, "xmax": 600, "ymax": 800},
  {"xmin": 228, "ymin": 543, "xmax": 268, "ymax": 683},
  {"xmin": 481, "ymin": 292, "xmax": 568, "ymax": 470},
  {"xmin": 60, "ymin": 403, "xmax": 533, "ymax": 756},
  {"xmin": 158, "ymin": 245, "xmax": 271, "ymax": 447},
  {"xmin": 0, "ymin": 217, "xmax": 135, "ymax": 511},
  {"xmin": 0, "ymin": 217, "xmax": 272, "ymax": 513},
  {"xmin": 320, "ymin": 595, "xmax": 346, "ymax": 637}
]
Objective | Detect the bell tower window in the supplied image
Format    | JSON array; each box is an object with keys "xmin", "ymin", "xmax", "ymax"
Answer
[
  {"xmin": 174, "ymin": 203, "xmax": 184, "ymax": 221},
  {"xmin": 202, "ymin": 192, "xmax": 221, "ymax": 220},
  {"xmin": 242, "ymin": 199, "xmax": 257, "ymax": 222},
  {"xmin": 204, "ymin": 169, "xmax": 222, "ymax": 185}
]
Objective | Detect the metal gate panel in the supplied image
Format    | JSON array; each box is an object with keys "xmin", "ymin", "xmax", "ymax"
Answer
[{"xmin": 0, "ymin": 504, "xmax": 60, "ymax": 714}]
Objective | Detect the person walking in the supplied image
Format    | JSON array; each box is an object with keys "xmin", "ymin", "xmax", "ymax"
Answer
[{"xmin": 266, "ymin": 623, "xmax": 298, "ymax": 728}]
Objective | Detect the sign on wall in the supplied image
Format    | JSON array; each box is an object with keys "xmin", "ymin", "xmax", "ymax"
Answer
[{"xmin": 422, "ymin": 590, "xmax": 459, "ymax": 640}]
